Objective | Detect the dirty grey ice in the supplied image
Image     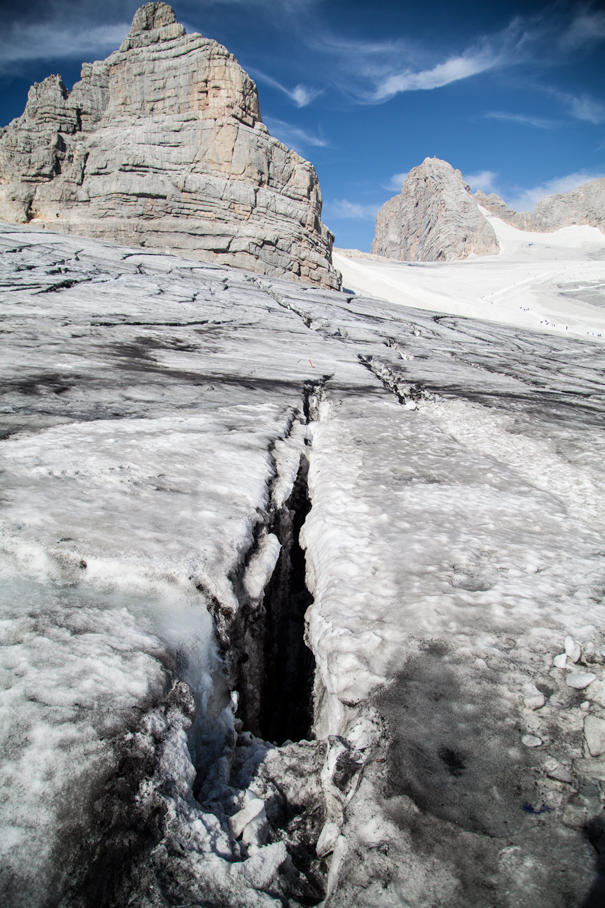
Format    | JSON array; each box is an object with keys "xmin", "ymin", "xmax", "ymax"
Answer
[{"xmin": 1, "ymin": 223, "xmax": 605, "ymax": 907}]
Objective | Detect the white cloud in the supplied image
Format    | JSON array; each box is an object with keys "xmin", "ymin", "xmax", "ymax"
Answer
[
  {"xmin": 504, "ymin": 170, "xmax": 605, "ymax": 213},
  {"xmin": 371, "ymin": 51, "xmax": 497, "ymax": 103},
  {"xmin": 547, "ymin": 89, "xmax": 605, "ymax": 125},
  {"xmin": 562, "ymin": 10, "xmax": 605, "ymax": 48},
  {"xmin": 463, "ymin": 170, "xmax": 498, "ymax": 193},
  {"xmin": 290, "ymin": 84, "xmax": 321, "ymax": 107},
  {"xmin": 310, "ymin": 11, "xmax": 550, "ymax": 105},
  {"xmin": 567, "ymin": 94, "xmax": 605, "ymax": 125},
  {"xmin": 250, "ymin": 70, "xmax": 322, "ymax": 107},
  {"xmin": 485, "ymin": 111, "xmax": 557, "ymax": 129},
  {"xmin": 304, "ymin": 6, "xmax": 605, "ymax": 108},
  {"xmin": 324, "ymin": 200, "xmax": 381, "ymax": 220},
  {"xmin": 263, "ymin": 117, "xmax": 327, "ymax": 152},
  {"xmin": 0, "ymin": 22, "xmax": 130, "ymax": 72},
  {"xmin": 0, "ymin": 21, "xmax": 128, "ymax": 71},
  {"xmin": 384, "ymin": 172, "xmax": 408, "ymax": 191},
  {"xmin": 310, "ymin": 32, "xmax": 504, "ymax": 105}
]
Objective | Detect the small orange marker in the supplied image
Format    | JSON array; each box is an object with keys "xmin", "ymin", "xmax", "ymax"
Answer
[{"xmin": 309, "ymin": 358, "xmax": 314, "ymax": 367}]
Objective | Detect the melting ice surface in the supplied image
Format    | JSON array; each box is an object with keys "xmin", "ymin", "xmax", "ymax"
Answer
[{"xmin": 1, "ymin": 222, "xmax": 605, "ymax": 907}]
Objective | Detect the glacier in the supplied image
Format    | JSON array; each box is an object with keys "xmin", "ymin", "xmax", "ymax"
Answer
[{"xmin": 1, "ymin": 221, "xmax": 605, "ymax": 907}]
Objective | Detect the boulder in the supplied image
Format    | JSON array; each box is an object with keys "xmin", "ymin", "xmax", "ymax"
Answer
[{"xmin": 0, "ymin": 2, "xmax": 340, "ymax": 289}]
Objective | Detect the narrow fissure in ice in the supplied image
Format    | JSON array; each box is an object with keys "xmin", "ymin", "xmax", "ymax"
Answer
[
  {"xmin": 221, "ymin": 382, "xmax": 322, "ymax": 747},
  {"xmin": 257, "ymin": 452, "xmax": 315, "ymax": 744},
  {"xmin": 183, "ymin": 384, "xmax": 328, "ymax": 904}
]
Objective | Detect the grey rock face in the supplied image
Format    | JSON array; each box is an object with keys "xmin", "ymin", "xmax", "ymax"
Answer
[
  {"xmin": 476, "ymin": 177, "xmax": 605, "ymax": 234},
  {"xmin": 371, "ymin": 157, "xmax": 500, "ymax": 262},
  {"xmin": 0, "ymin": 2, "xmax": 340, "ymax": 289},
  {"xmin": 474, "ymin": 191, "xmax": 532, "ymax": 229}
]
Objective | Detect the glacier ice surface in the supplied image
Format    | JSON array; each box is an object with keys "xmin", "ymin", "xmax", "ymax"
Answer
[{"xmin": 1, "ymin": 224, "xmax": 605, "ymax": 906}]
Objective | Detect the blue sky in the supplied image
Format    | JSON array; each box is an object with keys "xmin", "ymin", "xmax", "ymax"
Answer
[{"xmin": 0, "ymin": 0, "xmax": 604, "ymax": 251}]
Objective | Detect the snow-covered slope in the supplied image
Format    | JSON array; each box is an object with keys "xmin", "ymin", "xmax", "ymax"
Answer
[
  {"xmin": 335, "ymin": 214, "xmax": 605, "ymax": 343},
  {"xmin": 1, "ymin": 223, "xmax": 605, "ymax": 907}
]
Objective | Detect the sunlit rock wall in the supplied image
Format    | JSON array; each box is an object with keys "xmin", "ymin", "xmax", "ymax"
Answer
[
  {"xmin": 0, "ymin": 2, "xmax": 340, "ymax": 290},
  {"xmin": 372, "ymin": 157, "xmax": 500, "ymax": 262}
]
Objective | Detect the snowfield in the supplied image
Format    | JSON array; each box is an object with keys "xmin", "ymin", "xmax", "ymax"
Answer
[
  {"xmin": 335, "ymin": 212, "xmax": 605, "ymax": 343},
  {"xmin": 1, "ymin": 222, "xmax": 605, "ymax": 907}
]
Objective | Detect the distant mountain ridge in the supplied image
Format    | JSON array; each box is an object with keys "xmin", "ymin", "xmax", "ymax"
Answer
[
  {"xmin": 372, "ymin": 157, "xmax": 605, "ymax": 263},
  {"xmin": 0, "ymin": 2, "xmax": 341, "ymax": 289},
  {"xmin": 475, "ymin": 178, "xmax": 605, "ymax": 235}
]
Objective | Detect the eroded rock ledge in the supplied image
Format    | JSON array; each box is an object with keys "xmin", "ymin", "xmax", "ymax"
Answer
[{"xmin": 0, "ymin": 2, "xmax": 341, "ymax": 290}]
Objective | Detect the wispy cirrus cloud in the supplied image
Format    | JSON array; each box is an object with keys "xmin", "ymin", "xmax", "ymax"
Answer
[
  {"xmin": 308, "ymin": 11, "xmax": 552, "ymax": 105},
  {"xmin": 324, "ymin": 199, "xmax": 382, "ymax": 220},
  {"xmin": 504, "ymin": 169, "xmax": 605, "ymax": 212},
  {"xmin": 370, "ymin": 51, "xmax": 498, "ymax": 103},
  {"xmin": 0, "ymin": 20, "xmax": 129, "ymax": 72},
  {"xmin": 248, "ymin": 69, "xmax": 322, "ymax": 107},
  {"xmin": 263, "ymin": 116, "xmax": 327, "ymax": 152},
  {"xmin": 542, "ymin": 87, "xmax": 605, "ymax": 124},
  {"xmin": 308, "ymin": 34, "xmax": 502, "ymax": 105},
  {"xmin": 561, "ymin": 9, "xmax": 605, "ymax": 48},
  {"xmin": 565, "ymin": 93, "xmax": 605, "ymax": 124},
  {"xmin": 485, "ymin": 110, "xmax": 558, "ymax": 128},
  {"xmin": 301, "ymin": 4, "xmax": 605, "ymax": 108}
]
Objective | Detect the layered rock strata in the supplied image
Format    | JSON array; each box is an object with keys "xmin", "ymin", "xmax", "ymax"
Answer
[
  {"xmin": 0, "ymin": 2, "xmax": 340, "ymax": 289},
  {"xmin": 476, "ymin": 177, "xmax": 605, "ymax": 234},
  {"xmin": 371, "ymin": 157, "xmax": 500, "ymax": 262}
]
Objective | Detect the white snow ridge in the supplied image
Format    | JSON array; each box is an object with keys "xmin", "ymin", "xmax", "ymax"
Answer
[{"xmin": 1, "ymin": 222, "xmax": 605, "ymax": 907}]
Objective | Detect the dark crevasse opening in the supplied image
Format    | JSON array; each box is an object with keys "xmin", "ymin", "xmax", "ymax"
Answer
[{"xmin": 253, "ymin": 453, "xmax": 316, "ymax": 745}]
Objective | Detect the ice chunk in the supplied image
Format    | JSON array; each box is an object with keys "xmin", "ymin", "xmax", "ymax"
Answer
[
  {"xmin": 230, "ymin": 795, "xmax": 266, "ymax": 840},
  {"xmin": 564, "ymin": 636, "xmax": 582, "ymax": 663},
  {"xmin": 243, "ymin": 533, "xmax": 281, "ymax": 601},
  {"xmin": 522, "ymin": 734, "xmax": 543, "ymax": 747},
  {"xmin": 566, "ymin": 672, "xmax": 597, "ymax": 689}
]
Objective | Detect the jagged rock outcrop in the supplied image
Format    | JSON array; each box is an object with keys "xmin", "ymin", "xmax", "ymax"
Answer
[
  {"xmin": 371, "ymin": 157, "xmax": 500, "ymax": 262},
  {"xmin": 476, "ymin": 177, "xmax": 605, "ymax": 235},
  {"xmin": 474, "ymin": 191, "xmax": 532, "ymax": 229},
  {"xmin": 0, "ymin": 2, "xmax": 340, "ymax": 289}
]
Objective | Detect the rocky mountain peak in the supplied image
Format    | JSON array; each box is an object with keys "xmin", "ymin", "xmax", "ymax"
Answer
[
  {"xmin": 372, "ymin": 156, "xmax": 500, "ymax": 262},
  {"xmin": 0, "ymin": 3, "xmax": 340, "ymax": 289},
  {"xmin": 130, "ymin": 2, "xmax": 179, "ymax": 34},
  {"xmin": 121, "ymin": 2, "xmax": 186, "ymax": 50}
]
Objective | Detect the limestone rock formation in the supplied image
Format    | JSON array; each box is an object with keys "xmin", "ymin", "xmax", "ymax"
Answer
[
  {"xmin": 371, "ymin": 157, "xmax": 500, "ymax": 262},
  {"xmin": 476, "ymin": 177, "xmax": 605, "ymax": 234},
  {"xmin": 0, "ymin": 2, "xmax": 340, "ymax": 289},
  {"xmin": 474, "ymin": 191, "xmax": 532, "ymax": 229}
]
